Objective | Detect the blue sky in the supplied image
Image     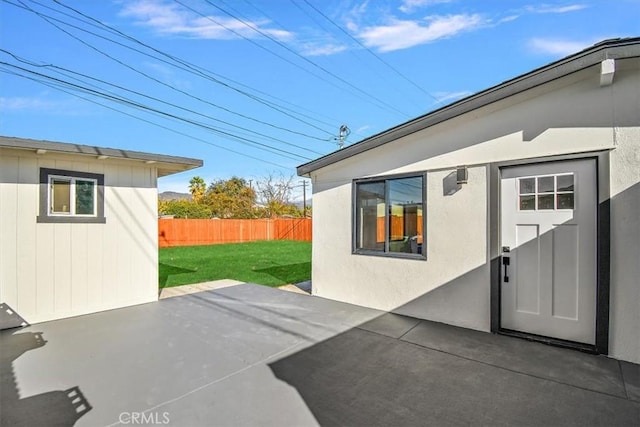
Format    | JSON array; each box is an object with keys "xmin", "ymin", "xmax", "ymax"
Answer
[{"xmin": 1, "ymin": 0, "xmax": 638, "ymax": 198}]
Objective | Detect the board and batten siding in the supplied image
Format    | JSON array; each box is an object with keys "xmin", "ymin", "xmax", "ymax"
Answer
[{"xmin": 0, "ymin": 148, "xmax": 159, "ymax": 324}]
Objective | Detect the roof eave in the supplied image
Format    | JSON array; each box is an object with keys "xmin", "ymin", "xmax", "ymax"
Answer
[{"xmin": 0, "ymin": 136, "xmax": 203, "ymax": 177}]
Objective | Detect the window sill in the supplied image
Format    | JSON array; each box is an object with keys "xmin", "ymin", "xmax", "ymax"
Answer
[
  {"xmin": 37, "ymin": 216, "xmax": 107, "ymax": 224},
  {"xmin": 352, "ymin": 249, "xmax": 426, "ymax": 260}
]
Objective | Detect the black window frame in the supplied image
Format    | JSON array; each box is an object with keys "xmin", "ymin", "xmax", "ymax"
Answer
[
  {"xmin": 352, "ymin": 172, "xmax": 427, "ymax": 260},
  {"xmin": 37, "ymin": 168, "xmax": 106, "ymax": 224}
]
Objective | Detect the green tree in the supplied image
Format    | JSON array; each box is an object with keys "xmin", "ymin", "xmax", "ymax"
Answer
[
  {"xmin": 188, "ymin": 176, "xmax": 206, "ymax": 204},
  {"xmin": 159, "ymin": 199, "xmax": 212, "ymax": 219},
  {"xmin": 203, "ymin": 177, "xmax": 257, "ymax": 218}
]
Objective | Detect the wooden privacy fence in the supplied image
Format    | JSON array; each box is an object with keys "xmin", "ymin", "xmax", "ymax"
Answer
[{"xmin": 158, "ymin": 218, "xmax": 312, "ymax": 247}]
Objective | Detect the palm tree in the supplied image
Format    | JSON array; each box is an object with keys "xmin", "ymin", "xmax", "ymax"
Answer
[{"xmin": 188, "ymin": 176, "xmax": 206, "ymax": 203}]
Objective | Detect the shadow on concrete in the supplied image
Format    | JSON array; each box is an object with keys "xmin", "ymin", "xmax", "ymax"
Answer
[
  {"xmin": 267, "ymin": 178, "xmax": 640, "ymax": 425},
  {"xmin": 269, "ymin": 316, "xmax": 639, "ymax": 426},
  {"xmin": 0, "ymin": 330, "xmax": 91, "ymax": 427}
]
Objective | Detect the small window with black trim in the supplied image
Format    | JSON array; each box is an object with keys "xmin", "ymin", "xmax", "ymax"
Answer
[
  {"xmin": 38, "ymin": 168, "xmax": 106, "ymax": 223},
  {"xmin": 354, "ymin": 173, "xmax": 426, "ymax": 259}
]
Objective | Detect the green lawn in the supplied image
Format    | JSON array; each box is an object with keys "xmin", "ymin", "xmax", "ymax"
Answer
[{"xmin": 159, "ymin": 240, "xmax": 311, "ymax": 288}]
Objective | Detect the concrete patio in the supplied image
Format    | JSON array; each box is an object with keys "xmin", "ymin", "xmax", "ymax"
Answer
[{"xmin": 1, "ymin": 284, "xmax": 638, "ymax": 426}]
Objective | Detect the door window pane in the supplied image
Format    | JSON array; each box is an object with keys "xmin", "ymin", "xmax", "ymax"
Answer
[
  {"xmin": 519, "ymin": 178, "xmax": 535, "ymax": 194},
  {"xmin": 538, "ymin": 194, "xmax": 555, "ymax": 210},
  {"xmin": 51, "ymin": 179, "xmax": 71, "ymax": 213},
  {"xmin": 557, "ymin": 193, "xmax": 574, "ymax": 209},
  {"xmin": 519, "ymin": 195, "xmax": 535, "ymax": 210},
  {"xmin": 537, "ymin": 176, "xmax": 554, "ymax": 193},
  {"xmin": 557, "ymin": 174, "xmax": 574, "ymax": 192}
]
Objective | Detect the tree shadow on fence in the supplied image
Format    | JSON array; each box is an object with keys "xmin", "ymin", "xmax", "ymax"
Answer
[{"xmin": 255, "ymin": 262, "xmax": 311, "ymax": 286}]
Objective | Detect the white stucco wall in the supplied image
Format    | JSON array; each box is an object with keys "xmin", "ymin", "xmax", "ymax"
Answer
[
  {"xmin": 607, "ymin": 86, "xmax": 640, "ymax": 364},
  {"xmin": 0, "ymin": 149, "xmax": 159, "ymax": 324},
  {"xmin": 309, "ymin": 58, "xmax": 639, "ymax": 363}
]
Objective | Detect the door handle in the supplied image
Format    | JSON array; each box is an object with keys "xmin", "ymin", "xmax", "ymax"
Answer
[{"xmin": 502, "ymin": 256, "xmax": 510, "ymax": 282}]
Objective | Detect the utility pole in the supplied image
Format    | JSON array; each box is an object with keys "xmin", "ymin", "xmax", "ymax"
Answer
[{"xmin": 301, "ymin": 180, "xmax": 308, "ymax": 216}]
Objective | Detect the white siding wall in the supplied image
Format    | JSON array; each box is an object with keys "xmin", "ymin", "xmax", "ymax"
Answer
[
  {"xmin": 310, "ymin": 59, "xmax": 640, "ymax": 363},
  {"xmin": 0, "ymin": 149, "xmax": 158, "ymax": 324}
]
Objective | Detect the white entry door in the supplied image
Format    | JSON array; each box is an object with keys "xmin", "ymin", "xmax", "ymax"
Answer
[{"xmin": 500, "ymin": 159, "xmax": 597, "ymax": 344}]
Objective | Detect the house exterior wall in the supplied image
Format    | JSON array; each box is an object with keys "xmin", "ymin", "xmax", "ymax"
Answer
[
  {"xmin": 0, "ymin": 148, "xmax": 159, "ymax": 324},
  {"xmin": 309, "ymin": 58, "xmax": 639, "ymax": 363}
]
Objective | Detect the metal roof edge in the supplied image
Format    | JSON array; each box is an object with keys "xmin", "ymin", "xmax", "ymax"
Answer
[
  {"xmin": 297, "ymin": 37, "xmax": 640, "ymax": 176},
  {"xmin": 0, "ymin": 136, "xmax": 203, "ymax": 173}
]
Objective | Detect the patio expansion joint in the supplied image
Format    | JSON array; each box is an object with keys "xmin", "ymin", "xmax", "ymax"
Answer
[
  {"xmin": 617, "ymin": 360, "xmax": 631, "ymax": 401},
  {"xmin": 357, "ymin": 326, "xmax": 633, "ymax": 403},
  {"xmin": 396, "ymin": 320, "xmax": 422, "ymax": 341}
]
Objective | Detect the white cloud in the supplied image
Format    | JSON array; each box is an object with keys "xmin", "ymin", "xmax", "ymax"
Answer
[
  {"xmin": 120, "ymin": 0, "xmax": 294, "ymax": 41},
  {"xmin": 528, "ymin": 37, "xmax": 594, "ymax": 55},
  {"xmin": 499, "ymin": 15, "xmax": 520, "ymax": 23},
  {"xmin": 357, "ymin": 14, "xmax": 485, "ymax": 52},
  {"xmin": 433, "ymin": 90, "xmax": 473, "ymax": 103},
  {"xmin": 143, "ymin": 62, "xmax": 192, "ymax": 90},
  {"xmin": 525, "ymin": 4, "xmax": 588, "ymax": 14},
  {"xmin": 343, "ymin": 0, "xmax": 371, "ymax": 33},
  {"xmin": 300, "ymin": 43, "xmax": 349, "ymax": 56},
  {"xmin": 0, "ymin": 96, "xmax": 58, "ymax": 111},
  {"xmin": 399, "ymin": 0, "xmax": 452, "ymax": 14},
  {"xmin": 0, "ymin": 96, "xmax": 90, "ymax": 115}
]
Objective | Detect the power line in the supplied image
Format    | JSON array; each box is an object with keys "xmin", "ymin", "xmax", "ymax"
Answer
[
  {"xmin": 53, "ymin": 0, "xmax": 340, "ymax": 134},
  {"xmin": 2, "ymin": 49, "xmax": 324, "ymax": 157},
  {"xmin": 299, "ymin": 0, "xmax": 442, "ymax": 105},
  {"xmin": 10, "ymin": 0, "xmax": 337, "ymax": 140},
  {"xmin": 5, "ymin": 68, "xmax": 292, "ymax": 169},
  {"xmin": 4, "ymin": 0, "xmax": 375, "ymax": 153},
  {"xmin": 22, "ymin": 0, "xmax": 372, "ymax": 143},
  {"xmin": 175, "ymin": 0, "xmax": 411, "ymax": 119},
  {"xmin": 288, "ymin": 0, "xmax": 426, "ymax": 113},
  {"xmin": 201, "ymin": 0, "xmax": 412, "ymax": 117},
  {"xmin": 0, "ymin": 60, "xmax": 312, "ymax": 162}
]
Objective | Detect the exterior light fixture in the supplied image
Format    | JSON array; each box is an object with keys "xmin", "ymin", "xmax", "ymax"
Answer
[{"xmin": 456, "ymin": 166, "xmax": 468, "ymax": 185}]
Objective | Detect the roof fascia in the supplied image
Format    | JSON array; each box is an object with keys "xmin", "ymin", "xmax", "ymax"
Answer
[{"xmin": 0, "ymin": 136, "xmax": 203, "ymax": 177}]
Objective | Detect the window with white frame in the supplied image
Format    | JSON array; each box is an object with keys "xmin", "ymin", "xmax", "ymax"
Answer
[
  {"xmin": 38, "ymin": 168, "xmax": 105, "ymax": 223},
  {"xmin": 49, "ymin": 175, "xmax": 97, "ymax": 216}
]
